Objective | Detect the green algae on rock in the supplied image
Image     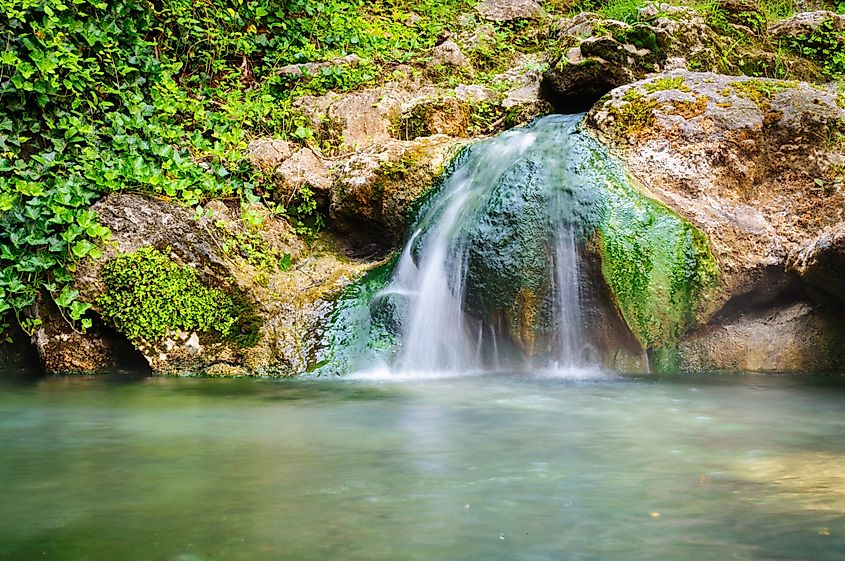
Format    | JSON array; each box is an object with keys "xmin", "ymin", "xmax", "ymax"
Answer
[
  {"xmin": 308, "ymin": 258, "xmax": 399, "ymax": 376},
  {"xmin": 567, "ymin": 124, "xmax": 720, "ymax": 353}
]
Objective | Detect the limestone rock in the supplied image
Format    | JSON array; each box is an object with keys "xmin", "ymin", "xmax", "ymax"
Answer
[
  {"xmin": 476, "ymin": 0, "xmax": 545, "ymax": 22},
  {"xmin": 769, "ymin": 10, "xmax": 845, "ymax": 40},
  {"xmin": 673, "ymin": 302, "xmax": 845, "ymax": 372},
  {"xmin": 791, "ymin": 223, "xmax": 845, "ymax": 304},
  {"xmin": 543, "ymin": 7, "xmax": 728, "ymax": 111},
  {"xmin": 587, "ymin": 71, "xmax": 845, "ymax": 371},
  {"xmin": 247, "ymin": 139, "xmax": 294, "ymax": 171},
  {"xmin": 278, "ymin": 54, "xmax": 361, "ymax": 79},
  {"xmin": 40, "ymin": 193, "xmax": 372, "ymax": 376},
  {"xmin": 331, "ymin": 136, "xmax": 463, "ymax": 246},
  {"xmin": 395, "ymin": 97, "xmax": 472, "ymax": 139},
  {"xmin": 274, "ymin": 147, "xmax": 335, "ymax": 209},
  {"xmin": 295, "ymin": 84, "xmax": 408, "ymax": 153},
  {"xmin": 428, "ymin": 40, "xmax": 473, "ymax": 72},
  {"xmin": 26, "ymin": 295, "xmax": 144, "ymax": 374}
]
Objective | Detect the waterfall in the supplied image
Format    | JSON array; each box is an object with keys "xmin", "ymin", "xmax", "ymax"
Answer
[{"xmin": 376, "ymin": 114, "xmax": 595, "ymax": 373}]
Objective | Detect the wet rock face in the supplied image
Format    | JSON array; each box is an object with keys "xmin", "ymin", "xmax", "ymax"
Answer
[
  {"xmin": 587, "ymin": 71, "xmax": 845, "ymax": 372},
  {"xmin": 461, "ymin": 159, "xmax": 553, "ymax": 345}
]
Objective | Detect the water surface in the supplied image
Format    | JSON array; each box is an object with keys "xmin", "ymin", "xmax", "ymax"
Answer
[{"xmin": 1, "ymin": 372, "xmax": 844, "ymax": 561}]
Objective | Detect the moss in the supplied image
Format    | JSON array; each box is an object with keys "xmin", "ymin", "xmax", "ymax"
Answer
[
  {"xmin": 307, "ymin": 256, "xmax": 399, "ymax": 375},
  {"xmin": 643, "ymin": 76, "xmax": 691, "ymax": 93},
  {"xmin": 668, "ymin": 95, "xmax": 709, "ymax": 118},
  {"xmin": 595, "ymin": 180, "xmax": 720, "ymax": 348},
  {"xmin": 574, "ymin": 136, "xmax": 720, "ymax": 350},
  {"xmin": 97, "ymin": 247, "xmax": 259, "ymax": 346},
  {"xmin": 729, "ymin": 79, "xmax": 798, "ymax": 110},
  {"xmin": 609, "ymin": 96, "xmax": 660, "ymax": 135}
]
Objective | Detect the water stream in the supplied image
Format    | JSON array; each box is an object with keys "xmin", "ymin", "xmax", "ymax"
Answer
[{"xmin": 368, "ymin": 115, "xmax": 600, "ymax": 374}]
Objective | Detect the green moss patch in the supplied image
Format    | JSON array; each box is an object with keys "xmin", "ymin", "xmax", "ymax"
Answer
[
  {"xmin": 575, "ymin": 131, "xmax": 720, "ymax": 351},
  {"xmin": 97, "ymin": 247, "xmax": 259, "ymax": 346}
]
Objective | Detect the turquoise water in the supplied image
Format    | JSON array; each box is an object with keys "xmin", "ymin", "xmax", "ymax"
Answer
[{"xmin": 1, "ymin": 372, "xmax": 844, "ymax": 561}]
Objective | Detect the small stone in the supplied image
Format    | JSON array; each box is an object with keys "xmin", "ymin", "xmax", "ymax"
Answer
[
  {"xmin": 429, "ymin": 40, "xmax": 472, "ymax": 71},
  {"xmin": 247, "ymin": 139, "xmax": 293, "ymax": 171}
]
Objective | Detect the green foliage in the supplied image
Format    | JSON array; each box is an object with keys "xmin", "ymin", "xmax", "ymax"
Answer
[
  {"xmin": 760, "ymin": 0, "xmax": 798, "ymax": 21},
  {"xmin": 570, "ymin": 0, "xmax": 649, "ymax": 23},
  {"xmin": 97, "ymin": 247, "xmax": 257, "ymax": 344},
  {"xmin": 0, "ymin": 0, "xmax": 476, "ymax": 335},
  {"xmin": 598, "ymin": 0, "xmax": 646, "ymax": 23},
  {"xmin": 781, "ymin": 17, "xmax": 845, "ymax": 79}
]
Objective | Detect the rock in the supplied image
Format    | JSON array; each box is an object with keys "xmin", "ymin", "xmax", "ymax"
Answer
[
  {"xmin": 26, "ymin": 295, "xmax": 146, "ymax": 374},
  {"xmin": 491, "ymin": 53, "xmax": 552, "ymax": 112},
  {"xmin": 428, "ymin": 40, "xmax": 473, "ymax": 72},
  {"xmin": 769, "ymin": 10, "xmax": 845, "ymax": 40},
  {"xmin": 542, "ymin": 7, "xmax": 729, "ymax": 111},
  {"xmin": 0, "ymin": 323, "xmax": 41, "ymax": 376},
  {"xmin": 38, "ymin": 193, "xmax": 372, "ymax": 376},
  {"xmin": 454, "ymin": 84, "xmax": 499, "ymax": 103},
  {"xmin": 476, "ymin": 0, "xmax": 545, "ymax": 22},
  {"xmin": 791, "ymin": 224, "xmax": 845, "ymax": 304},
  {"xmin": 331, "ymin": 136, "xmax": 463, "ymax": 248},
  {"xmin": 295, "ymin": 84, "xmax": 408, "ymax": 153},
  {"xmin": 670, "ymin": 302, "xmax": 845, "ymax": 372},
  {"xmin": 715, "ymin": 0, "xmax": 764, "ymax": 27},
  {"xmin": 587, "ymin": 71, "xmax": 845, "ymax": 371},
  {"xmin": 247, "ymin": 139, "xmax": 294, "ymax": 171},
  {"xmin": 274, "ymin": 147, "xmax": 335, "ymax": 209},
  {"xmin": 278, "ymin": 54, "xmax": 362, "ymax": 79},
  {"xmin": 394, "ymin": 97, "xmax": 472, "ymax": 139}
]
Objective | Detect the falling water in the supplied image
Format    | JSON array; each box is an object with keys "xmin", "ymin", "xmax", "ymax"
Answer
[
  {"xmin": 550, "ymin": 224, "xmax": 584, "ymax": 368},
  {"xmin": 376, "ymin": 114, "xmax": 595, "ymax": 373}
]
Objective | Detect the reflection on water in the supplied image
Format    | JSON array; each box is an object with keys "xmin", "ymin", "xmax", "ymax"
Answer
[{"xmin": 0, "ymin": 373, "xmax": 844, "ymax": 561}]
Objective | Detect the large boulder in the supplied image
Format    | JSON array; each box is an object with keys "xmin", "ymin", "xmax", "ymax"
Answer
[
  {"xmin": 587, "ymin": 71, "xmax": 845, "ymax": 371},
  {"xmin": 31, "ymin": 193, "xmax": 373, "ymax": 375}
]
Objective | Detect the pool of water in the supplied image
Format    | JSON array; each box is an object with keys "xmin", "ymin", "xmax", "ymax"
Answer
[{"xmin": 1, "ymin": 371, "xmax": 844, "ymax": 561}]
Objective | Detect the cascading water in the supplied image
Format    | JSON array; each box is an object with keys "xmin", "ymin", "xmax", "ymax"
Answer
[
  {"xmin": 316, "ymin": 113, "xmax": 717, "ymax": 377},
  {"xmin": 377, "ymin": 114, "xmax": 595, "ymax": 373}
]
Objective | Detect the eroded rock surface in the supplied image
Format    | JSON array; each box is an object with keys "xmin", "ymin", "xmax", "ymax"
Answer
[{"xmin": 587, "ymin": 70, "xmax": 845, "ymax": 371}]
